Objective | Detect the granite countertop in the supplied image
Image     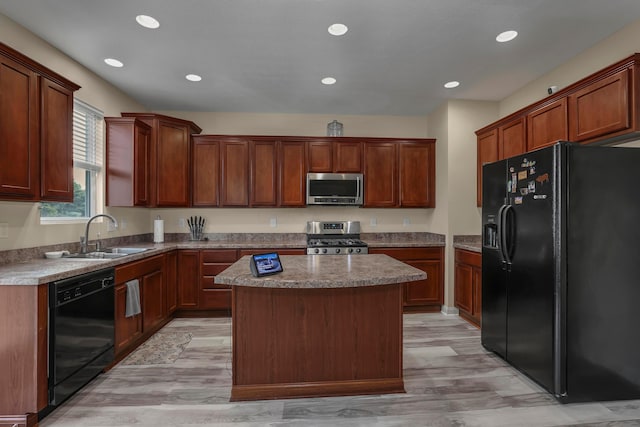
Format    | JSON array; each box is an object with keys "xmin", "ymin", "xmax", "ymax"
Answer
[
  {"xmin": 215, "ymin": 254, "xmax": 426, "ymax": 289},
  {"xmin": 0, "ymin": 232, "xmax": 446, "ymax": 286},
  {"xmin": 453, "ymin": 235, "xmax": 481, "ymax": 253}
]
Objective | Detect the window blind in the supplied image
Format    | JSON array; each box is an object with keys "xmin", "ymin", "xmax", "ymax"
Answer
[{"xmin": 72, "ymin": 100, "xmax": 103, "ymax": 172}]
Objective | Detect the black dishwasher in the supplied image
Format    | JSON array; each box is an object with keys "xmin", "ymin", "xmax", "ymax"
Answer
[{"xmin": 48, "ymin": 267, "xmax": 115, "ymax": 407}]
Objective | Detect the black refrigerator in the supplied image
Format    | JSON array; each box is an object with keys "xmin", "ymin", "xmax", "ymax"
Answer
[{"xmin": 482, "ymin": 141, "xmax": 640, "ymax": 403}]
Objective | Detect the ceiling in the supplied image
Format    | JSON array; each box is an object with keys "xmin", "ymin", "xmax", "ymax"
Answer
[{"xmin": 2, "ymin": 0, "xmax": 640, "ymax": 116}]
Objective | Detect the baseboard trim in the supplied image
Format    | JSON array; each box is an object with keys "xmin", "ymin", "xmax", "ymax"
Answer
[{"xmin": 440, "ymin": 305, "xmax": 459, "ymax": 315}]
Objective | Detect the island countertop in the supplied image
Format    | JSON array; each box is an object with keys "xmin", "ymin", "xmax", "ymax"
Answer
[{"xmin": 215, "ymin": 254, "xmax": 427, "ymax": 289}]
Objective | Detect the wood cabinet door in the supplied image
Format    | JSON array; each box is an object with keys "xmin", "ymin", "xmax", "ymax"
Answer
[
  {"xmin": 142, "ymin": 268, "xmax": 164, "ymax": 332},
  {"xmin": 334, "ymin": 141, "xmax": 362, "ymax": 173},
  {"xmin": 398, "ymin": 141, "xmax": 435, "ymax": 207},
  {"xmin": 191, "ymin": 136, "xmax": 220, "ymax": 207},
  {"xmin": 114, "ymin": 283, "xmax": 143, "ymax": 355},
  {"xmin": 221, "ymin": 139, "xmax": 250, "ymax": 206},
  {"xmin": 308, "ymin": 140, "xmax": 332, "ymax": 172},
  {"xmin": 250, "ymin": 139, "xmax": 278, "ymax": 206},
  {"xmin": 155, "ymin": 120, "xmax": 190, "ymax": 206},
  {"xmin": 279, "ymin": 140, "xmax": 306, "ymax": 207},
  {"xmin": 177, "ymin": 250, "xmax": 200, "ymax": 308},
  {"xmin": 133, "ymin": 122, "xmax": 150, "ymax": 206},
  {"xmin": 476, "ymin": 129, "xmax": 499, "ymax": 207},
  {"xmin": 40, "ymin": 78, "xmax": 74, "ymax": 202},
  {"xmin": 0, "ymin": 55, "xmax": 39, "ymax": 199},
  {"xmin": 568, "ymin": 68, "xmax": 631, "ymax": 142},
  {"xmin": 499, "ymin": 117, "xmax": 526, "ymax": 159},
  {"xmin": 454, "ymin": 262, "xmax": 474, "ymax": 313},
  {"xmin": 526, "ymin": 98, "xmax": 568, "ymax": 151},
  {"xmin": 472, "ymin": 267, "xmax": 482, "ymax": 322},
  {"xmin": 404, "ymin": 260, "xmax": 443, "ymax": 307},
  {"xmin": 364, "ymin": 142, "xmax": 397, "ymax": 207},
  {"xmin": 165, "ymin": 251, "xmax": 178, "ymax": 315}
]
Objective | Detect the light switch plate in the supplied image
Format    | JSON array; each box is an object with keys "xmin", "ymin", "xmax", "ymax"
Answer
[{"xmin": 270, "ymin": 217, "xmax": 277, "ymax": 227}]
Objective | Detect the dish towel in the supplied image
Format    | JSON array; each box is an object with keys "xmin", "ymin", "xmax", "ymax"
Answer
[{"xmin": 125, "ymin": 279, "xmax": 141, "ymax": 317}]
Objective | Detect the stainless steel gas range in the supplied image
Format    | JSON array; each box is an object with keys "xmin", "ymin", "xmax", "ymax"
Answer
[{"xmin": 306, "ymin": 220, "xmax": 368, "ymax": 255}]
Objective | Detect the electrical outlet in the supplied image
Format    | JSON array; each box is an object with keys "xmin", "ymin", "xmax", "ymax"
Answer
[
  {"xmin": 119, "ymin": 218, "xmax": 127, "ymax": 230},
  {"xmin": 0, "ymin": 222, "xmax": 8, "ymax": 238},
  {"xmin": 370, "ymin": 217, "xmax": 377, "ymax": 226},
  {"xmin": 403, "ymin": 217, "xmax": 410, "ymax": 226},
  {"xmin": 178, "ymin": 218, "xmax": 186, "ymax": 228},
  {"xmin": 270, "ymin": 217, "xmax": 277, "ymax": 227}
]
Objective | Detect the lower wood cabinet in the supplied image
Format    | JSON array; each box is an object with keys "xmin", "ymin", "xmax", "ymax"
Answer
[
  {"xmin": 368, "ymin": 247, "xmax": 444, "ymax": 312},
  {"xmin": 114, "ymin": 254, "xmax": 167, "ymax": 356},
  {"xmin": 454, "ymin": 249, "xmax": 482, "ymax": 327},
  {"xmin": 177, "ymin": 248, "xmax": 306, "ymax": 313}
]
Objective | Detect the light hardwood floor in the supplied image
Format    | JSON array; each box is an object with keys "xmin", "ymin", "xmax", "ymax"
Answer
[{"xmin": 40, "ymin": 313, "xmax": 640, "ymax": 426}]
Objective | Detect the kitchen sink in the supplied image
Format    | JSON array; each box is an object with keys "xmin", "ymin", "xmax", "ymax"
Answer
[
  {"xmin": 62, "ymin": 247, "xmax": 149, "ymax": 260},
  {"xmin": 105, "ymin": 247, "xmax": 149, "ymax": 254}
]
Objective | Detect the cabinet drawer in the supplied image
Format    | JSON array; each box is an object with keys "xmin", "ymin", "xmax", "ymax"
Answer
[
  {"xmin": 369, "ymin": 247, "xmax": 443, "ymax": 260},
  {"xmin": 201, "ymin": 249, "xmax": 238, "ymax": 263},
  {"xmin": 201, "ymin": 263, "xmax": 233, "ymax": 277},
  {"xmin": 115, "ymin": 254, "xmax": 164, "ymax": 283},
  {"xmin": 455, "ymin": 249, "xmax": 481, "ymax": 267}
]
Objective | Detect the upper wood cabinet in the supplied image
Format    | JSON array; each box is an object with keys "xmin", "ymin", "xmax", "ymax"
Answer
[
  {"xmin": 477, "ymin": 53, "xmax": 640, "ymax": 206},
  {"xmin": 250, "ymin": 139, "xmax": 278, "ymax": 207},
  {"xmin": 364, "ymin": 142, "xmax": 397, "ymax": 207},
  {"xmin": 500, "ymin": 117, "xmax": 526, "ymax": 159},
  {"xmin": 364, "ymin": 139, "xmax": 436, "ymax": 208},
  {"xmin": 105, "ymin": 117, "xmax": 151, "ymax": 207},
  {"xmin": 0, "ymin": 42, "xmax": 79, "ymax": 202},
  {"xmin": 119, "ymin": 113, "xmax": 202, "ymax": 207},
  {"xmin": 278, "ymin": 139, "xmax": 306, "ymax": 207},
  {"xmin": 308, "ymin": 139, "xmax": 362, "ymax": 173},
  {"xmin": 526, "ymin": 98, "xmax": 568, "ymax": 151},
  {"xmin": 568, "ymin": 67, "xmax": 631, "ymax": 142},
  {"xmin": 398, "ymin": 142, "xmax": 436, "ymax": 208},
  {"xmin": 220, "ymin": 138, "xmax": 250, "ymax": 207},
  {"xmin": 191, "ymin": 135, "xmax": 220, "ymax": 207}
]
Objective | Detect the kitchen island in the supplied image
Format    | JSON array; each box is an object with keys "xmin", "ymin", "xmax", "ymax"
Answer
[{"xmin": 215, "ymin": 254, "xmax": 427, "ymax": 401}]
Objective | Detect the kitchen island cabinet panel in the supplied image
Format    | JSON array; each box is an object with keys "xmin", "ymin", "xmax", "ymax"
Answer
[{"xmin": 368, "ymin": 247, "xmax": 444, "ymax": 312}]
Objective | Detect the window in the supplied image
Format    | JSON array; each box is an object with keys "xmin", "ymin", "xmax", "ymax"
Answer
[{"xmin": 40, "ymin": 100, "xmax": 104, "ymax": 221}]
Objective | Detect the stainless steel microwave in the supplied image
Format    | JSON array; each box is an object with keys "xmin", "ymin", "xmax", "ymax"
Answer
[{"xmin": 306, "ymin": 173, "xmax": 363, "ymax": 206}]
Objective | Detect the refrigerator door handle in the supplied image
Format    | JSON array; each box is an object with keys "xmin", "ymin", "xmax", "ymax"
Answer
[
  {"xmin": 497, "ymin": 204, "xmax": 508, "ymax": 270},
  {"xmin": 503, "ymin": 204, "xmax": 515, "ymax": 270}
]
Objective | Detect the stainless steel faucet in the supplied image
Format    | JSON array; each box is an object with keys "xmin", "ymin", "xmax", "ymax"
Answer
[{"xmin": 80, "ymin": 214, "xmax": 118, "ymax": 253}]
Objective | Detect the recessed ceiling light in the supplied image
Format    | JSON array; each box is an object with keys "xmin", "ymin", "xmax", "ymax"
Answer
[
  {"xmin": 136, "ymin": 14, "xmax": 160, "ymax": 29},
  {"xmin": 328, "ymin": 23, "xmax": 348, "ymax": 36},
  {"xmin": 104, "ymin": 58, "xmax": 124, "ymax": 68},
  {"xmin": 185, "ymin": 74, "xmax": 202, "ymax": 82},
  {"xmin": 321, "ymin": 77, "xmax": 337, "ymax": 85},
  {"xmin": 444, "ymin": 81, "xmax": 460, "ymax": 89},
  {"xmin": 496, "ymin": 30, "xmax": 518, "ymax": 43}
]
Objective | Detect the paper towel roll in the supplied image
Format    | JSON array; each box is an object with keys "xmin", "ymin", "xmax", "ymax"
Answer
[{"xmin": 153, "ymin": 219, "xmax": 164, "ymax": 243}]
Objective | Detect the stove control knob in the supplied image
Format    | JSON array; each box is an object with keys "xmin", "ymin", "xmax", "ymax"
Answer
[
  {"xmin": 322, "ymin": 248, "xmax": 328, "ymax": 254},
  {"xmin": 314, "ymin": 248, "xmax": 320, "ymax": 254},
  {"xmin": 336, "ymin": 248, "xmax": 341, "ymax": 254},
  {"xmin": 356, "ymin": 248, "xmax": 361, "ymax": 253},
  {"xmin": 348, "ymin": 248, "xmax": 354, "ymax": 253}
]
